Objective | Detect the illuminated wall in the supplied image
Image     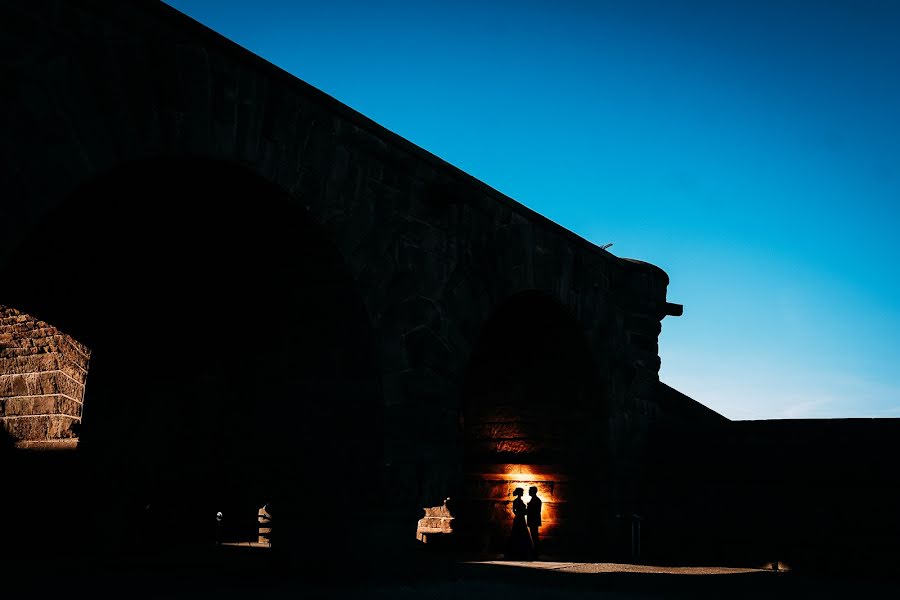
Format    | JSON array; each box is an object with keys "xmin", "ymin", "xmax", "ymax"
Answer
[
  {"xmin": 458, "ymin": 292, "xmax": 607, "ymax": 554},
  {"xmin": 0, "ymin": 306, "xmax": 90, "ymax": 449},
  {"xmin": 462, "ymin": 464, "xmax": 568, "ymax": 547}
]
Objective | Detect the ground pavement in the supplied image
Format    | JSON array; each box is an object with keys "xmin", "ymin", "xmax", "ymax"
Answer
[{"xmin": 3, "ymin": 544, "xmax": 899, "ymax": 599}]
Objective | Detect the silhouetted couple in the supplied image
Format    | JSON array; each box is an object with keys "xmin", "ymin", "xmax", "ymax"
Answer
[{"xmin": 506, "ymin": 486, "xmax": 542, "ymax": 560}]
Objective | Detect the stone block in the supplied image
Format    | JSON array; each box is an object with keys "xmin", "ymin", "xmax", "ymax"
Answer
[
  {"xmin": 0, "ymin": 394, "xmax": 81, "ymax": 418},
  {"xmin": 0, "ymin": 371, "xmax": 84, "ymax": 398},
  {"xmin": 462, "ymin": 478, "xmax": 570, "ymax": 505},
  {"xmin": 403, "ymin": 326, "xmax": 452, "ymax": 375},
  {"xmin": 0, "ymin": 414, "xmax": 79, "ymax": 441}
]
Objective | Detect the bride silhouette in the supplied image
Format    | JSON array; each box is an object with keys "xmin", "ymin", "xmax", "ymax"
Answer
[{"xmin": 505, "ymin": 487, "xmax": 533, "ymax": 559}]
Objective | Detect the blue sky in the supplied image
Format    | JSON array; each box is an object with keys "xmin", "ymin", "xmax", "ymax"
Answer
[{"xmin": 163, "ymin": 0, "xmax": 900, "ymax": 420}]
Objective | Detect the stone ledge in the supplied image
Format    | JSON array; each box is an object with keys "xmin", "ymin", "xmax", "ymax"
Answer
[
  {"xmin": 0, "ymin": 414, "xmax": 80, "ymax": 441},
  {"xmin": 0, "ymin": 371, "xmax": 85, "ymax": 399},
  {"xmin": 13, "ymin": 439, "xmax": 79, "ymax": 451},
  {"xmin": 0, "ymin": 394, "xmax": 83, "ymax": 417},
  {"xmin": 0, "ymin": 355, "xmax": 87, "ymax": 381}
]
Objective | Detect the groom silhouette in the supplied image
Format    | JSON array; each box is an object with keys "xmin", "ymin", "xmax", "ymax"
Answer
[{"xmin": 527, "ymin": 486, "xmax": 542, "ymax": 558}]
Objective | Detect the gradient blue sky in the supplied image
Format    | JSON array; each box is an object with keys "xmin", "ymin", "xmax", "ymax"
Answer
[{"xmin": 164, "ymin": 0, "xmax": 900, "ymax": 420}]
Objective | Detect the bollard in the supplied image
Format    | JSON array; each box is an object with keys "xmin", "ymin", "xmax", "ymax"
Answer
[{"xmin": 631, "ymin": 514, "xmax": 642, "ymax": 562}]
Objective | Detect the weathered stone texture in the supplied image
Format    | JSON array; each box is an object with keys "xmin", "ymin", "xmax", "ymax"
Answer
[
  {"xmin": 416, "ymin": 497, "xmax": 456, "ymax": 543},
  {"xmin": 0, "ymin": 0, "xmax": 697, "ymax": 563},
  {"xmin": 0, "ymin": 306, "xmax": 90, "ymax": 446}
]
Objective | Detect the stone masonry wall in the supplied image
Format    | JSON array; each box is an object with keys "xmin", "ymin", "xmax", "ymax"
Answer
[
  {"xmin": 0, "ymin": 306, "xmax": 90, "ymax": 448},
  {"xmin": 0, "ymin": 0, "xmax": 685, "ymax": 559}
]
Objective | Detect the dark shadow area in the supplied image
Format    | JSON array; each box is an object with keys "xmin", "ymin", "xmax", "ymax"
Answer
[
  {"xmin": 0, "ymin": 428, "xmax": 17, "ymax": 547},
  {"xmin": 641, "ymin": 416, "xmax": 900, "ymax": 575},
  {"xmin": 446, "ymin": 560, "xmax": 900, "ymax": 600},
  {"xmin": 3, "ymin": 548, "xmax": 900, "ymax": 600},
  {"xmin": 0, "ymin": 157, "xmax": 383, "ymax": 574}
]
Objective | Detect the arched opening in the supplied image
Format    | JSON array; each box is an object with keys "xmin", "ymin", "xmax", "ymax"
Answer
[
  {"xmin": 0, "ymin": 305, "xmax": 93, "ymax": 553},
  {"xmin": 459, "ymin": 291, "xmax": 608, "ymax": 556},
  {"xmin": 2, "ymin": 158, "xmax": 383, "ymax": 563}
]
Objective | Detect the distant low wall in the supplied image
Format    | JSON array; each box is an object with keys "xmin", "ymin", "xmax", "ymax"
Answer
[{"xmin": 641, "ymin": 416, "xmax": 900, "ymax": 573}]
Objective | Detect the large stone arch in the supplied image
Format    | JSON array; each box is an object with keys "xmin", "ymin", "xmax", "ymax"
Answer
[{"xmin": 1, "ymin": 156, "xmax": 386, "ymax": 565}]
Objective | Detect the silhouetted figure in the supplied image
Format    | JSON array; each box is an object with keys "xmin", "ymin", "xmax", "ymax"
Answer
[
  {"xmin": 505, "ymin": 487, "xmax": 533, "ymax": 560},
  {"xmin": 527, "ymin": 486, "xmax": 542, "ymax": 559},
  {"xmin": 216, "ymin": 511, "xmax": 223, "ymax": 545}
]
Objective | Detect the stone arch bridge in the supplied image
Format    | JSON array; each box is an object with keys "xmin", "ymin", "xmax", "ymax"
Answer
[
  {"xmin": 15, "ymin": 1, "xmax": 897, "ymax": 575},
  {"xmin": 0, "ymin": 0, "xmax": 695, "ymax": 562}
]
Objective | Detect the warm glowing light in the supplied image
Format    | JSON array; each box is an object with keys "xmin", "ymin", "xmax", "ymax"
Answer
[
  {"xmin": 484, "ymin": 464, "xmax": 566, "ymax": 481},
  {"xmin": 469, "ymin": 464, "xmax": 566, "ymax": 504},
  {"xmin": 458, "ymin": 464, "xmax": 568, "ymax": 536}
]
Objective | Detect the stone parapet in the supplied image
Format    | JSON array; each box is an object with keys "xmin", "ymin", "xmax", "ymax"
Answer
[{"xmin": 416, "ymin": 497, "xmax": 456, "ymax": 543}]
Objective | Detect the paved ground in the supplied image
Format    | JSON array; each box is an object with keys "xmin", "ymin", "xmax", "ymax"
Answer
[
  {"xmin": 2, "ymin": 545, "xmax": 898, "ymax": 599},
  {"xmin": 466, "ymin": 559, "xmax": 772, "ymax": 574}
]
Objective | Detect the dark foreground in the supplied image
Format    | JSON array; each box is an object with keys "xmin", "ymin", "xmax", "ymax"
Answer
[{"xmin": 3, "ymin": 545, "xmax": 899, "ymax": 600}]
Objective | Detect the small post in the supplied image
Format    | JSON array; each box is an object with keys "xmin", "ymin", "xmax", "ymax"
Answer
[
  {"xmin": 258, "ymin": 503, "xmax": 272, "ymax": 546},
  {"xmin": 631, "ymin": 514, "xmax": 642, "ymax": 563}
]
